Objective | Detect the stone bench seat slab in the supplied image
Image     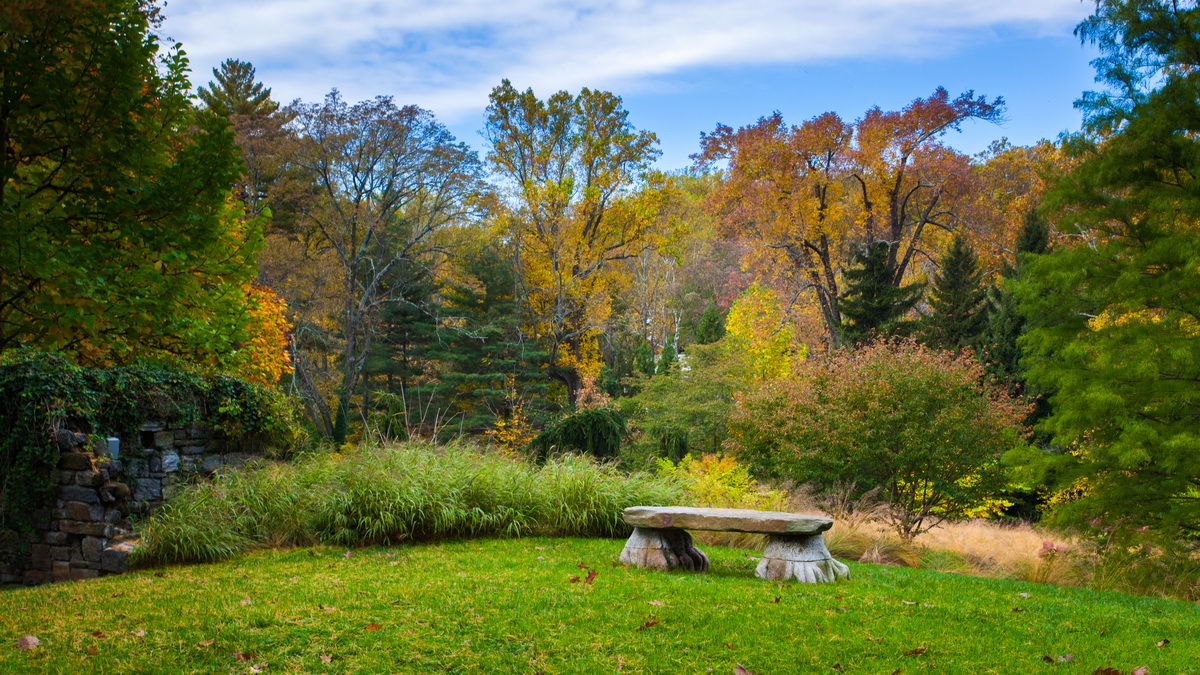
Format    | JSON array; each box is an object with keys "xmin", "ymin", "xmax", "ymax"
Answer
[
  {"xmin": 619, "ymin": 506, "xmax": 848, "ymax": 584},
  {"xmin": 622, "ymin": 506, "xmax": 834, "ymax": 535}
]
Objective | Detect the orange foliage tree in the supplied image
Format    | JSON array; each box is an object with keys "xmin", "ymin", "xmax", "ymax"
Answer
[{"xmin": 695, "ymin": 89, "xmax": 1004, "ymax": 347}]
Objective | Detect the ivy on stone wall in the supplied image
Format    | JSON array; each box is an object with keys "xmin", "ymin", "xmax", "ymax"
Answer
[{"xmin": 0, "ymin": 350, "xmax": 303, "ymax": 530}]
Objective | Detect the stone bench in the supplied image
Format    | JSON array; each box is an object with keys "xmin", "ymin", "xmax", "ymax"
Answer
[{"xmin": 618, "ymin": 506, "xmax": 849, "ymax": 583}]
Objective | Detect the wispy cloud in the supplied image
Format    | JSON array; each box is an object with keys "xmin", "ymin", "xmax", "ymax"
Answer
[{"xmin": 162, "ymin": 0, "xmax": 1088, "ymax": 121}]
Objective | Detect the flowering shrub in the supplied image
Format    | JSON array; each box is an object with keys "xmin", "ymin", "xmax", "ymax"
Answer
[{"xmin": 728, "ymin": 339, "xmax": 1030, "ymax": 539}]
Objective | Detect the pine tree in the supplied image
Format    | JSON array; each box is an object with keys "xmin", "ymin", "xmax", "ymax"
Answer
[
  {"xmin": 838, "ymin": 241, "xmax": 923, "ymax": 346},
  {"xmin": 197, "ymin": 59, "xmax": 279, "ymax": 118},
  {"xmin": 428, "ymin": 248, "xmax": 551, "ymax": 435},
  {"xmin": 982, "ymin": 210, "xmax": 1049, "ymax": 388},
  {"xmin": 694, "ymin": 303, "xmax": 726, "ymax": 344},
  {"xmin": 921, "ymin": 234, "xmax": 988, "ymax": 351},
  {"xmin": 656, "ymin": 340, "xmax": 677, "ymax": 375},
  {"xmin": 1013, "ymin": 0, "xmax": 1200, "ymax": 541}
]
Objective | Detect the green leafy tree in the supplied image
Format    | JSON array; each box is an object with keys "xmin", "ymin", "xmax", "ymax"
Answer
[
  {"xmin": 1014, "ymin": 0, "xmax": 1200, "ymax": 541},
  {"xmin": 838, "ymin": 241, "xmax": 923, "ymax": 346},
  {"xmin": 920, "ymin": 234, "xmax": 988, "ymax": 351},
  {"xmin": 618, "ymin": 341, "xmax": 738, "ymax": 466},
  {"xmin": 0, "ymin": 0, "xmax": 261, "ymax": 370},
  {"xmin": 729, "ymin": 340, "xmax": 1029, "ymax": 539}
]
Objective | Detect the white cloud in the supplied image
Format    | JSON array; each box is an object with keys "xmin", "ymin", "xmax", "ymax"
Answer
[{"xmin": 162, "ymin": 0, "xmax": 1089, "ymax": 121}]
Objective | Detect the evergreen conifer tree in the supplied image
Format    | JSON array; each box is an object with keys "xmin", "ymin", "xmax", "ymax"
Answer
[
  {"xmin": 921, "ymin": 234, "xmax": 988, "ymax": 351},
  {"xmin": 656, "ymin": 340, "xmax": 677, "ymax": 375},
  {"xmin": 694, "ymin": 303, "xmax": 726, "ymax": 344},
  {"xmin": 982, "ymin": 210, "xmax": 1049, "ymax": 388},
  {"xmin": 838, "ymin": 241, "xmax": 923, "ymax": 346},
  {"xmin": 197, "ymin": 59, "xmax": 279, "ymax": 118}
]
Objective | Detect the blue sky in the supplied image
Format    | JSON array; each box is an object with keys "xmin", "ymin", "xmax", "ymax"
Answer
[{"xmin": 162, "ymin": 0, "xmax": 1100, "ymax": 170}]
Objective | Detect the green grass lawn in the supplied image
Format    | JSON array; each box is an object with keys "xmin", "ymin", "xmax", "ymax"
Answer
[{"xmin": 1, "ymin": 537, "xmax": 1193, "ymax": 674}]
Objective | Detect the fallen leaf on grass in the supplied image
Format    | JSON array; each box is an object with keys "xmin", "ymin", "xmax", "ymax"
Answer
[
  {"xmin": 772, "ymin": 597, "xmax": 781, "ymax": 604},
  {"xmin": 17, "ymin": 635, "xmax": 39, "ymax": 651},
  {"xmin": 250, "ymin": 664, "xmax": 267, "ymax": 673},
  {"xmin": 902, "ymin": 647, "xmax": 926, "ymax": 656},
  {"xmin": 233, "ymin": 651, "xmax": 256, "ymax": 662},
  {"xmin": 1131, "ymin": 668, "xmax": 1149, "ymax": 675},
  {"xmin": 832, "ymin": 665, "xmax": 845, "ymax": 673},
  {"xmin": 343, "ymin": 551, "xmax": 352, "ymax": 558},
  {"xmin": 724, "ymin": 643, "xmax": 735, "ymax": 650},
  {"xmin": 569, "ymin": 576, "xmax": 581, "ymax": 583},
  {"xmin": 91, "ymin": 631, "xmax": 106, "ymax": 638},
  {"xmin": 132, "ymin": 630, "xmax": 146, "ymax": 638},
  {"xmin": 320, "ymin": 654, "xmax": 332, "ymax": 663},
  {"xmin": 1091, "ymin": 668, "xmax": 1121, "ymax": 675},
  {"xmin": 1017, "ymin": 592, "xmax": 1031, "ymax": 598},
  {"xmin": 585, "ymin": 570, "xmax": 598, "ymax": 585},
  {"xmin": 901, "ymin": 600, "xmax": 916, "ymax": 606},
  {"xmin": 648, "ymin": 600, "xmax": 664, "ymax": 606},
  {"xmin": 364, "ymin": 624, "xmax": 381, "ymax": 632},
  {"xmin": 635, "ymin": 616, "xmax": 660, "ymax": 631},
  {"xmin": 1156, "ymin": 639, "xmax": 1170, "ymax": 647},
  {"xmin": 1012, "ymin": 607, "xmax": 1026, "ymax": 613},
  {"xmin": 733, "ymin": 665, "xmax": 754, "ymax": 675},
  {"xmin": 87, "ymin": 645, "xmax": 98, "ymax": 656},
  {"xmin": 866, "ymin": 637, "xmax": 882, "ymax": 642},
  {"xmin": 197, "ymin": 640, "xmax": 215, "ymax": 647},
  {"xmin": 1042, "ymin": 654, "xmax": 1073, "ymax": 663},
  {"xmin": 239, "ymin": 599, "xmax": 253, "ymax": 606}
]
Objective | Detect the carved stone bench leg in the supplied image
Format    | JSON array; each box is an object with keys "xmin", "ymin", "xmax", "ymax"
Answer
[
  {"xmin": 619, "ymin": 527, "xmax": 710, "ymax": 572},
  {"xmin": 755, "ymin": 533, "xmax": 849, "ymax": 583}
]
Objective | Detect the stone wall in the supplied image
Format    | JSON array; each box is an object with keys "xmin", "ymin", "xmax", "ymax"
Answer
[{"xmin": 1, "ymin": 422, "xmax": 258, "ymax": 585}]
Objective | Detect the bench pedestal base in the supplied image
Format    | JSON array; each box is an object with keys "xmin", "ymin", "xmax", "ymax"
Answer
[
  {"xmin": 619, "ymin": 527, "xmax": 710, "ymax": 572},
  {"xmin": 755, "ymin": 534, "xmax": 850, "ymax": 583}
]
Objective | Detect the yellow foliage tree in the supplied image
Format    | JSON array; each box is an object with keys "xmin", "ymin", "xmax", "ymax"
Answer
[
  {"xmin": 723, "ymin": 284, "xmax": 805, "ymax": 381},
  {"xmin": 485, "ymin": 80, "xmax": 665, "ymax": 404}
]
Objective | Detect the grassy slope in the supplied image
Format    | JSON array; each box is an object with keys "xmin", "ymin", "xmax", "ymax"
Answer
[{"xmin": 0, "ymin": 538, "xmax": 1193, "ymax": 674}]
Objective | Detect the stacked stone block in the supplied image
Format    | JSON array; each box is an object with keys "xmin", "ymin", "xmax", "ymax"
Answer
[{"xmin": 1, "ymin": 422, "xmax": 257, "ymax": 586}]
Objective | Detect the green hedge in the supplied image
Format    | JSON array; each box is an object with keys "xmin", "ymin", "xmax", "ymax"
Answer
[{"xmin": 0, "ymin": 350, "xmax": 303, "ymax": 529}]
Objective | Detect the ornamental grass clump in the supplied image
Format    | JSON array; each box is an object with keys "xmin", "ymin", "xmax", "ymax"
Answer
[
  {"xmin": 135, "ymin": 442, "xmax": 682, "ymax": 564},
  {"xmin": 729, "ymin": 339, "xmax": 1030, "ymax": 540}
]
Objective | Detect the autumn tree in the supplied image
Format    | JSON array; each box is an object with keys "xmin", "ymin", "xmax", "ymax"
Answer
[
  {"xmin": 0, "ymin": 0, "xmax": 263, "ymax": 372},
  {"xmin": 1014, "ymin": 0, "xmax": 1200, "ymax": 541},
  {"xmin": 696, "ymin": 90, "xmax": 1003, "ymax": 346},
  {"xmin": 288, "ymin": 91, "xmax": 485, "ymax": 440},
  {"xmin": 485, "ymin": 80, "xmax": 663, "ymax": 403}
]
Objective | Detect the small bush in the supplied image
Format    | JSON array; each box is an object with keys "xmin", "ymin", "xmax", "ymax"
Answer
[
  {"xmin": 135, "ymin": 442, "xmax": 683, "ymax": 564},
  {"xmin": 530, "ymin": 407, "xmax": 625, "ymax": 460},
  {"xmin": 656, "ymin": 453, "xmax": 788, "ymax": 548},
  {"xmin": 729, "ymin": 339, "xmax": 1030, "ymax": 539}
]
